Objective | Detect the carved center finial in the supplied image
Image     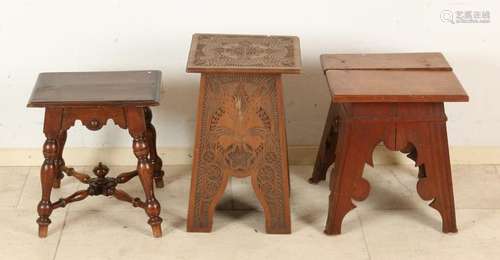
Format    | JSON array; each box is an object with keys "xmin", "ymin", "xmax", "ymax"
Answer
[{"xmin": 93, "ymin": 162, "xmax": 109, "ymax": 178}]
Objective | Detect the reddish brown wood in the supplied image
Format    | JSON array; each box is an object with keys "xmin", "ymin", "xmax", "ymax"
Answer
[
  {"xmin": 325, "ymin": 70, "xmax": 469, "ymax": 103},
  {"xmin": 126, "ymin": 106, "xmax": 163, "ymax": 237},
  {"xmin": 53, "ymin": 130, "xmax": 67, "ymax": 188},
  {"xmin": 186, "ymin": 34, "xmax": 300, "ymax": 234},
  {"xmin": 37, "ymin": 107, "xmax": 63, "ymax": 237},
  {"xmin": 28, "ymin": 71, "xmax": 164, "ymax": 238},
  {"xmin": 320, "ymin": 53, "xmax": 451, "ymax": 71},
  {"xmin": 309, "ymin": 103, "xmax": 340, "ymax": 183},
  {"xmin": 313, "ymin": 53, "xmax": 467, "ymax": 235},
  {"xmin": 144, "ymin": 107, "xmax": 165, "ymax": 188},
  {"xmin": 319, "ymin": 103, "xmax": 459, "ymax": 234},
  {"xmin": 27, "ymin": 71, "xmax": 161, "ymax": 107}
]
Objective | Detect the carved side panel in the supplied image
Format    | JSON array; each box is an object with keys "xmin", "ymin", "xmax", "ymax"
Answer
[
  {"xmin": 199, "ymin": 74, "xmax": 282, "ymax": 177},
  {"xmin": 191, "ymin": 73, "xmax": 288, "ymax": 230}
]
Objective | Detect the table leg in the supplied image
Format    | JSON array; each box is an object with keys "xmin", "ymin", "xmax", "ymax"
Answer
[
  {"xmin": 37, "ymin": 108, "xmax": 63, "ymax": 238},
  {"xmin": 413, "ymin": 122, "xmax": 458, "ymax": 233},
  {"xmin": 252, "ymin": 76, "xmax": 291, "ymax": 234},
  {"xmin": 127, "ymin": 107, "xmax": 163, "ymax": 237},
  {"xmin": 53, "ymin": 130, "xmax": 67, "ymax": 189},
  {"xmin": 144, "ymin": 107, "xmax": 165, "ymax": 188},
  {"xmin": 325, "ymin": 121, "xmax": 379, "ymax": 235},
  {"xmin": 310, "ymin": 103, "xmax": 339, "ymax": 184}
]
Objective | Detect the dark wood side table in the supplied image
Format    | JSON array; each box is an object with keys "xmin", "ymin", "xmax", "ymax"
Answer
[
  {"xmin": 186, "ymin": 33, "xmax": 301, "ymax": 234},
  {"xmin": 309, "ymin": 53, "xmax": 469, "ymax": 234},
  {"xmin": 27, "ymin": 71, "xmax": 165, "ymax": 238}
]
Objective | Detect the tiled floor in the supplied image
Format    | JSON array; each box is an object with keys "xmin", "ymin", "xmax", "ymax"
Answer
[{"xmin": 1, "ymin": 164, "xmax": 500, "ymax": 260}]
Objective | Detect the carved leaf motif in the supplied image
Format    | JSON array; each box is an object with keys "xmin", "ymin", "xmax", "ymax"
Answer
[
  {"xmin": 198, "ymin": 75, "xmax": 279, "ymax": 174},
  {"xmin": 192, "ymin": 73, "xmax": 289, "ymax": 231}
]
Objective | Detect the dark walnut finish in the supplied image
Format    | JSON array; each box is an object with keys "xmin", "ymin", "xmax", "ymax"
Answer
[
  {"xmin": 310, "ymin": 53, "xmax": 468, "ymax": 235},
  {"xmin": 186, "ymin": 33, "xmax": 301, "ymax": 234},
  {"xmin": 28, "ymin": 70, "xmax": 164, "ymax": 238}
]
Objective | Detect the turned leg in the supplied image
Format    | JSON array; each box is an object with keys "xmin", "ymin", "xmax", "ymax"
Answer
[
  {"xmin": 37, "ymin": 108, "xmax": 63, "ymax": 238},
  {"xmin": 127, "ymin": 107, "xmax": 163, "ymax": 237},
  {"xmin": 144, "ymin": 107, "xmax": 165, "ymax": 188},
  {"xmin": 53, "ymin": 130, "xmax": 67, "ymax": 189},
  {"xmin": 414, "ymin": 122, "xmax": 457, "ymax": 233},
  {"xmin": 310, "ymin": 103, "xmax": 339, "ymax": 184},
  {"xmin": 325, "ymin": 122, "xmax": 378, "ymax": 235}
]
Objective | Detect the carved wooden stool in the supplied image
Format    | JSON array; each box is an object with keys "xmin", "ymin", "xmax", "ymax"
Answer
[
  {"xmin": 27, "ymin": 71, "xmax": 165, "ymax": 238},
  {"xmin": 186, "ymin": 34, "xmax": 301, "ymax": 234},
  {"xmin": 309, "ymin": 53, "xmax": 468, "ymax": 234}
]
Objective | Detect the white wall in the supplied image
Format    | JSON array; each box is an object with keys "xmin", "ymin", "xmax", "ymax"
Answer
[{"xmin": 1, "ymin": 0, "xmax": 499, "ymax": 151}]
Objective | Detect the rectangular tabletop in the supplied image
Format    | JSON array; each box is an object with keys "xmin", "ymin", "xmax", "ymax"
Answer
[
  {"xmin": 186, "ymin": 33, "xmax": 302, "ymax": 74},
  {"xmin": 321, "ymin": 53, "xmax": 452, "ymax": 71},
  {"xmin": 326, "ymin": 70, "xmax": 469, "ymax": 103},
  {"xmin": 27, "ymin": 70, "xmax": 162, "ymax": 107}
]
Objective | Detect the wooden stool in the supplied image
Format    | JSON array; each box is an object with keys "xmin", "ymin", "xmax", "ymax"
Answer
[
  {"xmin": 27, "ymin": 71, "xmax": 165, "ymax": 238},
  {"xmin": 309, "ymin": 53, "xmax": 468, "ymax": 234},
  {"xmin": 186, "ymin": 34, "xmax": 301, "ymax": 234}
]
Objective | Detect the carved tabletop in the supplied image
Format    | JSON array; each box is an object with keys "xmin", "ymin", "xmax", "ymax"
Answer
[{"xmin": 187, "ymin": 33, "xmax": 301, "ymax": 74}]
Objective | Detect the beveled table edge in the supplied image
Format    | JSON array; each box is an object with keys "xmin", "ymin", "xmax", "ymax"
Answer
[
  {"xmin": 27, "ymin": 100, "xmax": 161, "ymax": 108},
  {"xmin": 324, "ymin": 71, "xmax": 469, "ymax": 103},
  {"xmin": 27, "ymin": 70, "xmax": 162, "ymax": 108},
  {"xmin": 320, "ymin": 53, "xmax": 468, "ymax": 103}
]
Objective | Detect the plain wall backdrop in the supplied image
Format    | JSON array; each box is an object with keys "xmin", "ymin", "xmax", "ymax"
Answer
[{"xmin": 0, "ymin": 0, "xmax": 499, "ymax": 152}]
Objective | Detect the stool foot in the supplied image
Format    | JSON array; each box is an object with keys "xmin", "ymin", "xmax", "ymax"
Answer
[
  {"xmin": 324, "ymin": 121, "xmax": 375, "ymax": 235},
  {"xmin": 325, "ymin": 194, "xmax": 355, "ymax": 235},
  {"xmin": 252, "ymin": 167, "xmax": 291, "ymax": 234},
  {"xmin": 150, "ymin": 222, "xmax": 163, "ymax": 238},
  {"xmin": 154, "ymin": 170, "xmax": 165, "ymax": 189},
  {"xmin": 413, "ymin": 122, "xmax": 458, "ymax": 234},
  {"xmin": 187, "ymin": 170, "xmax": 229, "ymax": 233},
  {"xmin": 186, "ymin": 225, "xmax": 212, "ymax": 233},
  {"xmin": 38, "ymin": 225, "xmax": 48, "ymax": 238}
]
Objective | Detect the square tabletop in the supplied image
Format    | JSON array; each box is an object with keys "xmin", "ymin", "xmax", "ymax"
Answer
[
  {"xmin": 27, "ymin": 70, "xmax": 162, "ymax": 107},
  {"xmin": 321, "ymin": 53, "xmax": 469, "ymax": 103},
  {"xmin": 186, "ymin": 33, "xmax": 302, "ymax": 74}
]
